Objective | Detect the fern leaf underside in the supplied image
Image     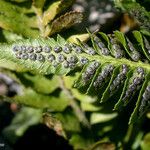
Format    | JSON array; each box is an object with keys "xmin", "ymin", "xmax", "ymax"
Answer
[{"xmin": 0, "ymin": 31, "xmax": 150, "ymax": 123}]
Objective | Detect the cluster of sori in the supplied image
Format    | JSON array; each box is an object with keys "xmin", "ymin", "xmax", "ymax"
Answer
[
  {"xmin": 12, "ymin": 45, "xmax": 51, "ymax": 62},
  {"xmin": 122, "ymin": 67, "xmax": 145, "ymax": 103},
  {"xmin": 143, "ymin": 36, "xmax": 150, "ymax": 55},
  {"xmin": 82, "ymin": 61, "xmax": 100, "ymax": 83},
  {"xmin": 12, "ymin": 43, "xmax": 92, "ymax": 69},
  {"xmin": 109, "ymin": 64, "xmax": 128, "ymax": 95},
  {"xmin": 108, "ymin": 34, "xmax": 124, "ymax": 58},
  {"xmin": 93, "ymin": 36, "xmax": 110, "ymax": 56},
  {"xmin": 93, "ymin": 64, "xmax": 114, "ymax": 89},
  {"xmin": 139, "ymin": 83, "xmax": 150, "ymax": 115},
  {"xmin": 126, "ymin": 38, "xmax": 141, "ymax": 61},
  {"xmin": 130, "ymin": 8, "xmax": 150, "ymax": 31},
  {"xmin": 89, "ymin": 31, "xmax": 150, "ymax": 63}
]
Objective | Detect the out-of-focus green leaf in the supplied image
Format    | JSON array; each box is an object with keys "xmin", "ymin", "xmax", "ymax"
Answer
[
  {"xmin": 45, "ymin": 11, "xmax": 83, "ymax": 36},
  {"xmin": 141, "ymin": 133, "xmax": 150, "ymax": 150},
  {"xmin": 2, "ymin": 30, "xmax": 23, "ymax": 42},
  {"xmin": 70, "ymin": 134, "xmax": 93, "ymax": 150},
  {"xmin": 3, "ymin": 107, "xmax": 42, "ymax": 144},
  {"xmin": 54, "ymin": 110, "xmax": 81, "ymax": 132},
  {"xmin": 11, "ymin": 87, "xmax": 70, "ymax": 111},
  {"xmin": 63, "ymin": 75, "xmax": 97, "ymax": 103},
  {"xmin": 0, "ymin": 0, "xmax": 39, "ymax": 38},
  {"xmin": 32, "ymin": 0, "xmax": 45, "ymax": 9},
  {"xmin": 90, "ymin": 113, "xmax": 118, "ymax": 124},
  {"xmin": 23, "ymin": 74, "xmax": 59, "ymax": 94},
  {"xmin": 10, "ymin": 0, "xmax": 29, "ymax": 2},
  {"xmin": 89, "ymin": 141, "xmax": 116, "ymax": 150},
  {"xmin": 132, "ymin": 132, "xmax": 143, "ymax": 150},
  {"xmin": 81, "ymin": 102, "xmax": 101, "ymax": 112}
]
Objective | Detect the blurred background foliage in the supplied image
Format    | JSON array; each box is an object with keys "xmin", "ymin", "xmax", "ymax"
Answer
[{"xmin": 0, "ymin": 0, "xmax": 150, "ymax": 150}]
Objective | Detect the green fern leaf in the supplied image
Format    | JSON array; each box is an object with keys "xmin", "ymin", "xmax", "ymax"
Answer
[{"xmin": 0, "ymin": 31, "xmax": 150, "ymax": 123}]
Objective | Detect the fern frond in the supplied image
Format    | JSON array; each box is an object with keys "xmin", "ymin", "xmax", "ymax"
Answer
[
  {"xmin": 0, "ymin": 31, "xmax": 150, "ymax": 123},
  {"xmin": 114, "ymin": 0, "xmax": 150, "ymax": 34}
]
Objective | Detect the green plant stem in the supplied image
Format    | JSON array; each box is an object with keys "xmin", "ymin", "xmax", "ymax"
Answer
[
  {"xmin": 59, "ymin": 76, "xmax": 90, "ymax": 128},
  {"xmin": 33, "ymin": 7, "xmax": 45, "ymax": 37}
]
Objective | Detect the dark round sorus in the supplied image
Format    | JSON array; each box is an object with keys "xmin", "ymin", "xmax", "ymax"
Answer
[
  {"xmin": 128, "ymin": 84, "xmax": 136, "ymax": 91},
  {"xmin": 86, "ymin": 67, "xmax": 95, "ymax": 74},
  {"xmin": 126, "ymin": 38, "xmax": 135, "ymax": 52},
  {"xmin": 21, "ymin": 53, "xmax": 28, "ymax": 60},
  {"xmin": 74, "ymin": 45, "xmax": 83, "ymax": 53},
  {"xmin": 133, "ymin": 77, "xmax": 142, "ymax": 85},
  {"xmin": 67, "ymin": 55, "xmax": 78, "ymax": 63},
  {"xmin": 92, "ymin": 61, "xmax": 100, "ymax": 68},
  {"xmin": 137, "ymin": 67, "xmax": 144, "ymax": 74},
  {"xmin": 63, "ymin": 61, "xmax": 69, "ymax": 68},
  {"xmin": 109, "ymin": 66, "xmax": 127, "ymax": 93},
  {"xmin": 29, "ymin": 53, "xmax": 37, "ymax": 61},
  {"xmin": 70, "ymin": 43, "xmax": 82, "ymax": 53},
  {"xmin": 80, "ymin": 57, "xmax": 89, "ymax": 65},
  {"xmin": 52, "ymin": 61, "xmax": 58, "ymax": 67},
  {"xmin": 118, "ymin": 73, "xmax": 125, "ymax": 80},
  {"xmin": 20, "ymin": 45, "xmax": 26, "ymax": 52},
  {"xmin": 101, "ymin": 70, "xmax": 109, "ymax": 78},
  {"xmin": 110, "ymin": 78, "xmax": 120, "ymax": 92},
  {"xmin": 86, "ymin": 48, "xmax": 96, "ymax": 55},
  {"xmin": 82, "ymin": 72, "xmax": 89, "ymax": 81},
  {"xmin": 122, "ymin": 64, "xmax": 128, "ymax": 74},
  {"xmin": 15, "ymin": 52, "xmax": 22, "ymax": 59},
  {"xmin": 112, "ymin": 44, "xmax": 121, "ymax": 50},
  {"xmin": 108, "ymin": 34, "xmax": 116, "ymax": 43},
  {"xmin": 138, "ymin": 100, "xmax": 146, "ymax": 115},
  {"xmin": 43, "ymin": 46, "xmax": 51, "ymax": 53},
  {"xmin": 139, "ymin": 84, "xmax": 150, "ymax": 115},
  {"xmin": 107, "ymin": 64, "xmax": 114, "ymax": 72},
  {"xmin": 12, "ymin": 45, "xmax": 20, "ymax": 52},
  {"xmin": 37, "ymin": 54, "xmax": 45, "ymax": 62},
  {"xmin": 101, "ymin": 48, "xmax": 110, "ymax": 55},
  {"xmin": 93, "ymin": 65, "xmax": 113, "ymax": 89},
  {"xmin": 26, "ymin": 46, "xmax": 34, "ymax": 53},
  {"xmin": 115, "ymin": 51, "xmax": 123, "ymax": 58},
  {"xmin": 122, "ymin": 75, "xmax": 144, "ymax": 103},
  {"xmin": 47, "ymin": 54, "xmax": 55, "ymax": 62},
  {"xmin": 113, "ymin": 78, "xmax": 120, "ymax": 86},
  {"xmin": 54, "ymin": 46, "xmax": 62, "ymax": 53},
  {"xmin": 57, "ymin": 54, "xmax": 65, "ymax": 62},
  {"xmin": 143, "ymin": 37, "xmax": 150, "ymax": 51},
  {"xmin": 131, "ymin": 52, "xmax": 140, "ymax": 61},
  {"xmin": 34, "ymin": 46, "xmax": 42, "ymax": 53},
  {"xmin": 93, "ymin": 75, "xmax": 103, "ymax": 88},
  {"xmin": 142, "ymin": 91, "xmax": 150, "ymax": 100},
  {"xmin": 69, "ymin": 63, "xmax": 76, "ymax": 69},
  {"xmin": 128, "ymin": 42, "xmax": 135, "ymax": 52},
  {"xmin": 94, "ymin": 36, "xmax": 106, "ymax": 49},
  {"xmin": 93, "ymin": 81, "xmax": 99, "ymax": 87},
  {"xmin": 97, "ymin": 42, "xmax": 105, "ymax": 49},
  {"xmin": 146, "ymin": 86, "xmax": 150, "ymax": 92},
  {"xmin": 63, "ymin": 45, "xmax": 72, "ymax": 54},
  {"xmin": 82, "ymin": 63, "xmax": 98, "ymax": 83}
]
